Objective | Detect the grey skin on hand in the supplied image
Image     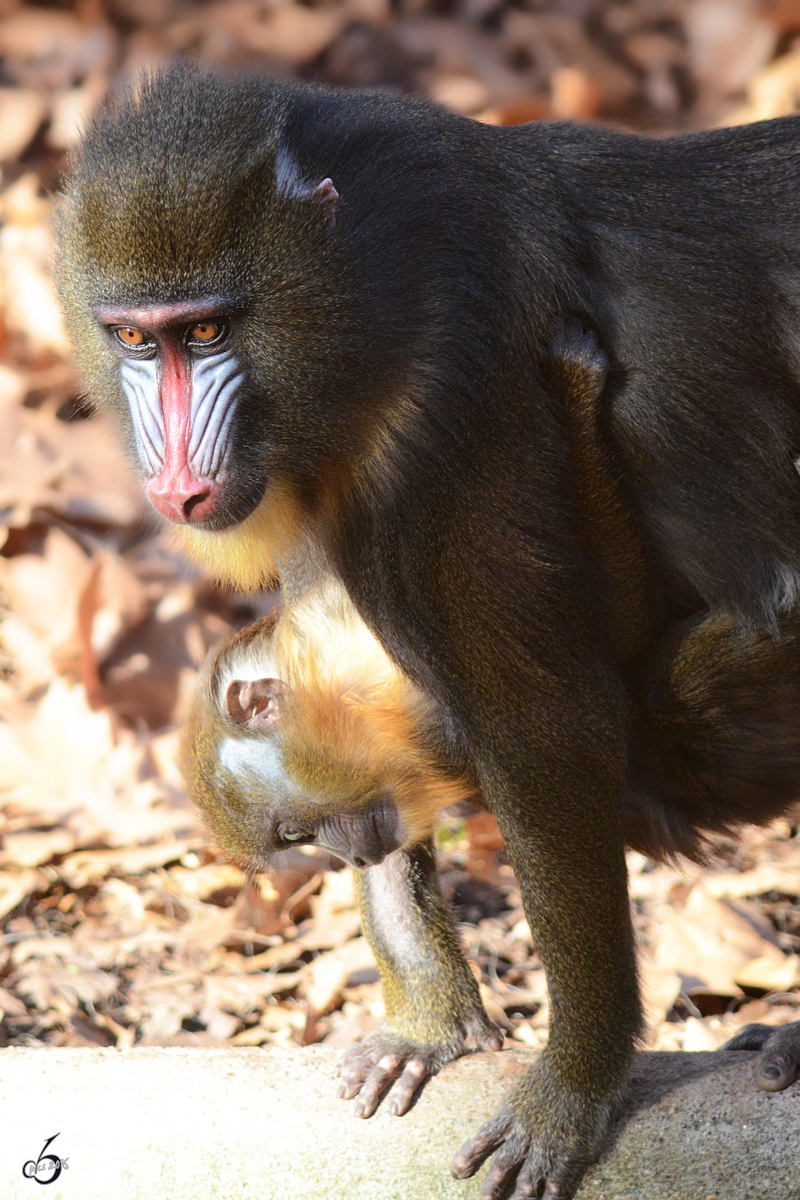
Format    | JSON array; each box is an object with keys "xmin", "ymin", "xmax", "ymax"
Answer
[
  {"xmin": 338, "ymin": 1017, "xmax": 503, "ymax": 1119},
  {"xmin": 725, "ymin": 1021, "xmax": 800, "ymax": 1092}
]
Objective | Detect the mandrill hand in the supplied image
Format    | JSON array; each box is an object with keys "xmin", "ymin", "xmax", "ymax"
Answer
[
  {"xmin": 338, "ymin": 1016, "xmax": 503, "ymax": 1119},
  {"xmin": 451, "ymin": 1055, "xmax": 620, "ymax": 1200},
  {"xmin": 725, "ymin": 1020, "xmax": 800, "ymax": 1092}
]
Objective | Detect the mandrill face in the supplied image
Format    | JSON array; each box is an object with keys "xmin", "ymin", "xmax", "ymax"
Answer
[
  {"xmin": 93, "ymin": 299, "xmax": 246, "ymax": 526},
  {"xmin": 55, "ymin": 68, "xmax": 392, "ymax": 591}
]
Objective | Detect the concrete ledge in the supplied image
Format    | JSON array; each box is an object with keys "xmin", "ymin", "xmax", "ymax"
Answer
[{"xmin": 1, "ymin": 1045, "xmax": 798, "ymax": 1199}]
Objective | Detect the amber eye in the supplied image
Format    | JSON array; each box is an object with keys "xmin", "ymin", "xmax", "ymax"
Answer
[
  {"xmin": 116, "ymin": 326, "xmax": 146, "ymax": 348},
  {"xmin": 189, "ymin": 322, "xmax": 221, "ymax": 343}
]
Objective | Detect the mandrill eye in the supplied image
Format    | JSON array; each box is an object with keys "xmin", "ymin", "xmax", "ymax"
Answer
[
  {"xmin": 187, "ymin": 321, "xmax": 225, "ymax": 347},
  {"xmin": 115, "ymin": 326, "xmax": 149, "ymax": 348},
  {"xmin": 280, "ymin": 828, "xmax": 310, "ymax": 844}
]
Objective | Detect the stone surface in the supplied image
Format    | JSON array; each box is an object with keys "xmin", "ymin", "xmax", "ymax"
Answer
[{"xmin": 0, "ymin": 1044, "xmax": 798, "ymax": 1198}]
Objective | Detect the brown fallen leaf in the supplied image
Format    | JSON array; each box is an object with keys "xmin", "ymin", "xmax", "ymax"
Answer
[
  {"xmin": 0, "ymin": 175, "xmax": 68, "ymax": 355},
  {"xmin": 0, "ymin": 528, "xmax": 92, "ymax": 694},
  {"xmin": 303, "ymin": 936, "xmax": 376, "ymax": 1015},
  {"xmin": 0, "ymin": 868, "xmax": 46, "ymax": 919},
  {"xmin": 0, "ymin": 11, "xmax": 110, "ymax": 88},
  {"xmin": 686, "ymin": 0, "xmax": 777, "ymax": 102},
  {"xmin": 13, "ymin": 954, "xmax": 117, "ymax": 1011},
  {"xmin": 167, "ymin": 862, "xmax": 248, "ymax": 902},
  {"xmin": 681, "ymin": 1015, "xmax": 730, "ymax": 1052},
  {"xmin": 429, "ymin": 73, "xmax": 491, "ymax": 115},
  {"xmin": 654, "ymin": 884, "xmax": 783, "ymax": 996},
  {"xmin": 242, "ymin": 5, "xmax": 347, "ymax": 63},
  {"xmin": 228, "ymin": 941, "xmax": 308, "ymax": 974},
  {"xmin": 475, "ymin": 97, "xmax": 552, "ymax": 126},
  {"xmin": 703, "ymin": 865, "xmax": 800, "ymax": 899},
  {"xmin": 59, "ymin": 840, "xmax": 198, "ymax": 888},
  {"xmin": 735, "ymin": 953, "xmax": 800, "ymax": 992},
  {"xmin": 204, "ymin": 969, "xmax": 304, "ymax": 1012},
  {"xmin": 0, "ymin": 984, "xmax": 28, "ymax": 1017},
  {"xmin": 550, "ymin": 66, "xmax": 600, "ymax": 120},
  {"xmin": 302, "ymin": 868, "xmax": 360, "ymax": 950},
  {"xmin": 231, "ymin": 877, "xmax": 290, "ymax": 938},
  {"xmin": 2, "ymin": 828, "xmax": 75, "ymax": 868},
  {"xmin": 0, "ymin": 88, "xmax": 47, "ymax": 161},
  {"xmin": 725, "ymin": 45, "xmax": 800, "ymax": 124}
]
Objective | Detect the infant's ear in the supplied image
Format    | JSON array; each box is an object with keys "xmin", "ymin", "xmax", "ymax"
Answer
[{"xmin": 225, "ymin": 678, "xmax": 286, "ymax": 730}]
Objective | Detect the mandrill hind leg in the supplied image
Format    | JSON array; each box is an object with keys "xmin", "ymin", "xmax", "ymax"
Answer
[{"xmin": 338, "ymin": 839, "xmax": 503, "ymax": 1118}]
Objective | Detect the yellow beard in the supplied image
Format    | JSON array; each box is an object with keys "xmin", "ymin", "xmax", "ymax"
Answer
[{"xmin": 172, "ymin": 480, "xmax": 303, "ymax": 592}]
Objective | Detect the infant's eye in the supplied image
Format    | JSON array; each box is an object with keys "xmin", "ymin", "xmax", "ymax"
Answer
[
  {"xmin": 115, "ymin": 326, "xmax": 147, "ymax": 348},
  {"xmin": 187, "ymin": 321, "xmax": 225, "ymax": 345},
  {"xmin": 280, "ymin": 829, "xmax": 310, "ymax": 844}
]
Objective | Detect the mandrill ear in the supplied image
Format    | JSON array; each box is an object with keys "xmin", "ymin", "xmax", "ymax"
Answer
[
  {"xmin": 225, "ymin": 678, "xmax": 286, "ymax": 730},
  {"xmin": 274, "ymin": 144, "xmax": 338, "ymax": 226},
  {"xmin": 310, "ymin": 178, "xmax": 338, "ymax": 223}
]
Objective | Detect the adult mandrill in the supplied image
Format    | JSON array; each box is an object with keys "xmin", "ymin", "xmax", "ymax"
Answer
[{"xmin": 58, "ymin": 64, "xmax": 800, "ymax": 1199}]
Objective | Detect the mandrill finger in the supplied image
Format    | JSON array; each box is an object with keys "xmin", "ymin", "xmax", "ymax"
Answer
[
  {"xmin": 511, "ymin": 1156, "xmax": 547, "ymax": 1199},
  {"xmin": 758, "ymin": 1049, "xmax": 798, "ymax": 1092},
  {"xmin": 352, "ymin": 1053, "xmax": 404, "ymax": 1118},
  {"xmin": 725, "ymin": 1020, "xmax": 800, "ymax": 1092},
  {"xmin": 451, "ymin": 1111, "xmax": 516, "ymax": 1179},
  {"xmin": 479, "ymin": 1159, "xmax": 522, "ymax": 1200},
  {"xmin": 756, "ymin": 1024, "xmax": 800, "ymax": 1092},
  {"xmin": 337, "ymin": 1075, "xmax": 365, "ymax": 1101},
  {"xmin": 478, "ymin": 1027, "xmax": 505, "ymax": 1052},
  {"xmin": 540, "ymin": 1156, "xmax": 587, "ymax": 1200},
  {"xmin": 467, "ymin": 1012, "xmax": 505, "ymax": 1052},
  {"xmin": 476, "ymin": 1136, "xmax": 531, "ymax": 1200},
  {"xmin": 337, "ymin": 1054, "xmax": 379, "ymax": 1099},
  {"xmin": 386, "ymin": 1058, "xmax": 429, "ymax": 1115}
]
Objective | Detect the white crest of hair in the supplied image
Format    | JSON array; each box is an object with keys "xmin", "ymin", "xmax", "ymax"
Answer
[
  {"xmin": 770, "ymin": 562, "xmax": 800, "ymax": 614},
  {"xmin": 219, "ymin": 734, "xmax": 286, "ymax": 793},
  {"xmin": 274, "ymin": 143, "xmax": 315, "ymax": 201}
]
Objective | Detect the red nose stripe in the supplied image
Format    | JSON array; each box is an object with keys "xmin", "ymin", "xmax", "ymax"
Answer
[{"xmin": 146, "ymin": 338, "xmax": 217, "ymax": 524}]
